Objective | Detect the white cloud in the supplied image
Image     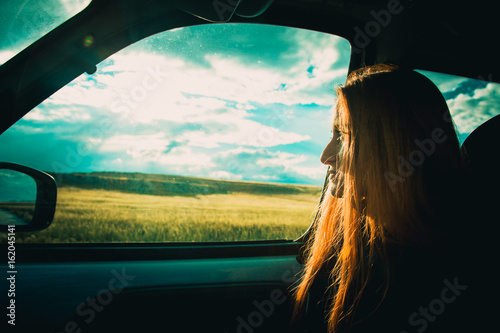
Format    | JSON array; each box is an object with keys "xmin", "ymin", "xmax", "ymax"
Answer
[
  {"xmin": 13, "ymin": 25, "xmax": 348, "ymax": 184},
  {"xmin": 447, "ymin": 82, "xmax": 500, "ymax": 137},
  {"xmin": 0, "ymin": 50, "xmax": 16, "ymax": 65},
  {"xmin": 58, "ymin": 0, "xmax": 91, "ymax": 16},
  {"xmin": 37, "ymin": 39, "xmax": 343, "ymax": 129},
  {"xmin": 200, "ymin": 54, "xmax": 344, "ymax": 106},
  {"xmin": 24, "ymin": 106, "xmax": 92, "ymax": 122},
  {"xmin": 256, "ymin": 151, "xmax": 307, "ymax": 167},
  {"xmin": 177, "ymin": 116, "xmax": 310, "ymax": 148},
  {"xmin": 209, "ymin": 170, "xmax": 243, "ymax": 180},
  {"xmin": 99, "ymin": 133, "xmax": 214, "ymax": 174},
  {"xmin": 99, "ymin": 132, "xmax": 169, "ymax": 154},
  {"xmin": 213, "ymin": 147, "xmax": 325, "ymax": 183}
]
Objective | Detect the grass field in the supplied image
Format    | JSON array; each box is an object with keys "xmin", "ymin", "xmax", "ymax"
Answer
[{"xmin": 2, "ymin": 172, "xmax": 322, "ymax": 243}]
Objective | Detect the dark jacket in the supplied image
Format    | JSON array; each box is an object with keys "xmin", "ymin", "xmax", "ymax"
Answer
[{"xmin": 294, "ymin": 239, "xmax": 487, "ymax": 333}]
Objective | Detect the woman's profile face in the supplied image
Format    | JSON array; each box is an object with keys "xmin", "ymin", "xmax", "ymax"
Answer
[{"xmin": 320, "ymin": 113, "xmax": 345, "ymax": 194}]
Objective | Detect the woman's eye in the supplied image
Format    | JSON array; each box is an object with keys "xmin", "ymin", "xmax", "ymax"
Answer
[{"xmin": 334, "ymin": 128, "xmax": 343, "ymax": 141}]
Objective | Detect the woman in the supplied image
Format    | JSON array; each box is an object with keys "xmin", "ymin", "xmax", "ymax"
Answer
[{"xmin": 292, "ymin": 64, "xmax": 478, "ymax": 333}]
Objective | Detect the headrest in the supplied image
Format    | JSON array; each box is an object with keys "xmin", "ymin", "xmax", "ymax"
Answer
[
  {"xmin": 461, "ymin": 114, "xmax": 500, "ymax": 255},
  {"xmin": 461, "ymin": 114, "xmax": 500, "ymax": 197}
]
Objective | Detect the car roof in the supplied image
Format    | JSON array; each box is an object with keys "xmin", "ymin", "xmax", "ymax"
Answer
[{"xmin": 0, "ymin": 0, "xmax": 497, "ymax": 134}]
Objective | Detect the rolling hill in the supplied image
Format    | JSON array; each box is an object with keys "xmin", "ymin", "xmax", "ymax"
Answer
[{"xmin": 49, "ymin": 171, "xmax": 322, "ymax": 197}]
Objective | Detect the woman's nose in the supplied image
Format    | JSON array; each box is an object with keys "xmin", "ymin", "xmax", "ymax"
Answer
[{"xmin": 320, "ymin": 139, "xmax": 338, "ymax": 166}]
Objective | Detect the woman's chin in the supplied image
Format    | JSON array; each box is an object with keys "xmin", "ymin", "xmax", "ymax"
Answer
[{"xmin": 328, "ymin": 175, "xmax": 344, "ymax": 198}]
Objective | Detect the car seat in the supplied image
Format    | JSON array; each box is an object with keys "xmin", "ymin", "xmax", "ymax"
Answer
[
  {"xmin": 461, "ymin": 113, "xmax": 499, "ymax": 249},
  {"xmin": 459, "ymin": 113, "xmax": 499, "ymax": 332},
  {"xmin": 461, "ymin": 114, "xmax": 500, "ymax": 204},
  {"xmin": 462, "ymin": 114, "xmax": 499, "ymax": 238}
]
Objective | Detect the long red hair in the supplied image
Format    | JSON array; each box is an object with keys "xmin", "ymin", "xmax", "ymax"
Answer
[{"xmin": 293, "ymin": 64, "xmax": 466, "ymax": 332}]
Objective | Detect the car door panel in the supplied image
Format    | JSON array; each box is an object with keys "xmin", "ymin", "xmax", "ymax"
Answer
[{"xmin": 7, "ymin": 244, "xmax": 303, "ymax": 332}]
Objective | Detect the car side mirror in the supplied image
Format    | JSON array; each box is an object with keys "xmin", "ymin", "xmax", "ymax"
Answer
[{"xmin": 0, "ymin": 162, "xmax": 57, "ymax": 232}]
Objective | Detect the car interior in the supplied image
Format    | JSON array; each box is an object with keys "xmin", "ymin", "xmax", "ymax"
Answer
[{"xmin": 1, "ymin": 0, "xmax": 498, "ymax": 332}]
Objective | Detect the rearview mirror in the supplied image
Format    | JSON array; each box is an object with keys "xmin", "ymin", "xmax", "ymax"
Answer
[{"xmin": 0, "ymin": 162, "xmax": 57, "ymax": 232}]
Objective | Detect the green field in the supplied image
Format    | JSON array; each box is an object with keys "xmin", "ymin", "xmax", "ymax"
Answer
[{"xmin": 2, "ymin": 172, "xmax": 322, "ymax": 243}]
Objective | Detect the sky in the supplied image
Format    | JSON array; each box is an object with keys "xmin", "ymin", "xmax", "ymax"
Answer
[
  {"xmin": 0, "ymin": 3, "xmax": 499, "ymax": 187},
  {"xmin": 1, "ymin": 23, "xmax": 350, "ymax": 186},
  {"xmin": 0, "ymin": 169, "xmax": 36, "ymax": 202}
]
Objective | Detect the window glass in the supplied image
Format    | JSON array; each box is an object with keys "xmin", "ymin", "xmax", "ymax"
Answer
[
  {"xmin": 0, "ymin": 24, "xmax": 351, "ymax": 243},
  {"xmin": 0, "ymin": 0, "xmax": 92, "ymax": 65},
  {"xmin": 418, "ymin": 70, "xmax": 500, "ymax": 144}
]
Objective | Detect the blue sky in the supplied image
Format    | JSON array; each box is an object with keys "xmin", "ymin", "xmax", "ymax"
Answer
[
  {"xmin": 1, "ymin": 24, "xmax": 351, "ymax": 186},
  {"xmin": 1, "ymin": 7, "xmax": 499, "ymax": 186},
  {"xmin": 0, "ymin": 169, "xmax": 36, "ymax": 202}
]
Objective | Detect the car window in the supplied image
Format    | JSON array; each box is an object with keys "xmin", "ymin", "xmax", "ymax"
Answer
[
  {"xmin": 418, "ymin": 70, "xmax": 500, "ymax": 144},
  {"xmin": 0, "ymin": 0, "xmax": 92, "ymax": 65},
  {"xmin": 0, "ymin": 23, "xmax": 351, "ymax": 243}
]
